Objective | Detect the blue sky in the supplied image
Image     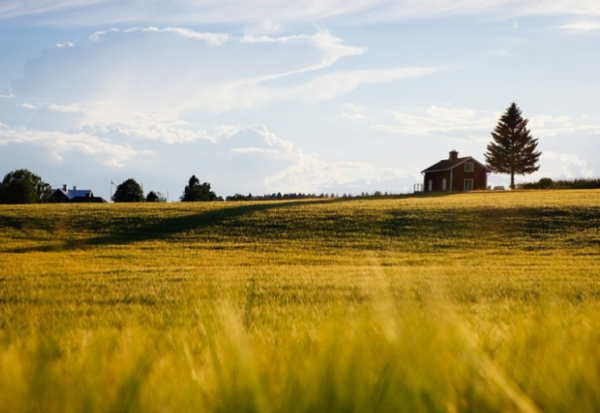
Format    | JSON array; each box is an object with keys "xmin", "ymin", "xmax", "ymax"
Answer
[{"xmin": 1, "ymin": 1, "xmax": 599, "ymax": 200}]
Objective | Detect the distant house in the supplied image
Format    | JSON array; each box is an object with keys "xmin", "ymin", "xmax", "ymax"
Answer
[
  {"xmin": 50, "ymin": 184, "xmax": 107, "ymax": 203},
  {"xmin": 421, "ymin": 150, "xmax": 489, "ymax": 193}
]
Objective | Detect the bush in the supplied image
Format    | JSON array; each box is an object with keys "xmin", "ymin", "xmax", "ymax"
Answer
[{"xmin": 517, "ymin": 177, "xmax": 600, "ymax": 190}]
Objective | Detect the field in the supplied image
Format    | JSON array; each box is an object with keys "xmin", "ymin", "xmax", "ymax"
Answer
[{"xmin": 1, "ymin": 190, "xmax": 600, "ymax": 412}]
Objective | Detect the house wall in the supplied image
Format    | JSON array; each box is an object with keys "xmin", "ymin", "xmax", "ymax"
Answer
[
  {"xmin": 423, "ymin": 171, "xmax": 451, "ymax": 192},
  {"xmin": 452, "ymin": 163, "xmax": 487, "ymax": 191},
  {"xmin": 423, "ymin": 163, "xmax": 487, "ymax": 192},
  {"xmin": 50, "ymin": 191, "xmax": 70, "ymax": 203}
]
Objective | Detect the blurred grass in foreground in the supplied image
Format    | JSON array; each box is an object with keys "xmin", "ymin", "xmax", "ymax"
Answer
[{"xmin": 1, "ymin": 190, "xmax": 600, "ymax": 412}]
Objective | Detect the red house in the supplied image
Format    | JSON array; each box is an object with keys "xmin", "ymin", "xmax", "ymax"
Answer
[{"xmin": 421, "ymin": 150, "xmax": 489, "ymax": 192}]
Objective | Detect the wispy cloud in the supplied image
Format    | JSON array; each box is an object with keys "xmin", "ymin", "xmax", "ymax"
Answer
[
  {"xmin": 3, "ymin": 0, "xmax": 600, "ymax": 25},
  {"xmin": 373, "ymin": 105, "xmax": 498, "ymax": 137},
  {"xmin": 124, "ymin": 27, "xmax": 230, "ymax": 45},
  {"xmin": 90, "ymin": 28, "xmax": 119, "ymax": 41},
  {"xmin": 529, "ymin": 115, "xmax": 600, "ymax": 137},
  {"xmin": 557, "ymin": 22, "xmax": 600, "ymax": 32},
  {"xmin": 48, "ymin": 103, "xmax": 82, "ymax": 113},
  {"xmin": 372, "ymin": 106, "xmax": 600, "ymax": 140},
  {"xmin": 17, "ymin": 103, "xmax": 37, "ymax": 110},
  {"xmin": 276, "ymin": 67, "xmax": 441, "ymax": 104},
  {"xmin": 55, "ymin": 42, "xmax": 75, "ymax": 48},
  {"xmin": 11, "ymin": 27, "xmax": 426, "ymax": 121},
  {"xmin": 82, "ymin": 115, "xmax": 213, "ymax": 145}
]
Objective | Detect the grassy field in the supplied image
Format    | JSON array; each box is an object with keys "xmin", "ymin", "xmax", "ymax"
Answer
[{"xmin": 1, "ymin": 190, "xmax": 600, "ymax": 412}]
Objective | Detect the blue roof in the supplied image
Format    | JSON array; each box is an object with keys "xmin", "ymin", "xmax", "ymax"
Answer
[{"xmin": 53, "ymin": 188, "xmax": 94, "ymax": 200}]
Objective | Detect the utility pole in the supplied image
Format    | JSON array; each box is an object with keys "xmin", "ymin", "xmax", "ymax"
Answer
[{"xmin": 110, "ymin": 181, "xmax": 118, "ymax": 203}]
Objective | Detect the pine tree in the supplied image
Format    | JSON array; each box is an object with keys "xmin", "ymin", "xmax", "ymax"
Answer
[
  {"xmin": 181, "ymin": 175, "xmax": 217, "ymax": 201},
  {"xmin": 485, "ymin": 103, "xmax": 541, "ymax": 189}
]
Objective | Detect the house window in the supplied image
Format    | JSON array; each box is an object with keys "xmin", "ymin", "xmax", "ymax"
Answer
[
  {"xmin": 428, "ymin": 179, "xmax": 433, "ymax": 192},
  {"xmin": 464, "ymin": 179, "xmax": 474, "ymax": 191},
  {"xmin": 442, "ymin": 178, "xmax": 447, "ymax": 191},
  {"xmin": 465, "ymin": 162, "xmax": 474, "ymax": 172}
]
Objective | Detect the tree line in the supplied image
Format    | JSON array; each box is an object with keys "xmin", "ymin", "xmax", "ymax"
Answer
[
  {"xmin": 111, "ymin": 175, "xmax": 222, "ymax": 202},
  {"xmin": 0, "ymin": 170, "xmax": 406, "ymax": 205},
  {"xmin": 0, "ymin": 173, "xmax": 223, "ymax": 204}
]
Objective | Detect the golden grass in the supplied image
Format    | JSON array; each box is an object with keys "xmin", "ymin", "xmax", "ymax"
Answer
[{"xmin": 1, "ymin": 190, "xmax": 600, "ymax": 412}]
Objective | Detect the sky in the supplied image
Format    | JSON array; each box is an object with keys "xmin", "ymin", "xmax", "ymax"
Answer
[{"xmin": 1, "ymin": 1, "xmax": 599, "ymax": 200}]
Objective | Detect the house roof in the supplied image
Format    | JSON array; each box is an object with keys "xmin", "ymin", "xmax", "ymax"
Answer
[
  {"xmin": 52, "ymin": 188, "xmax": 94, "ymax": 200},
  {"xmin": 421, "ymin": 156, "xmax": 489, "ymax": 174}
]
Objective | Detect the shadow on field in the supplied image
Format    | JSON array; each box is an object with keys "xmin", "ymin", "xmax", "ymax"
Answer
[{"xmin": 7, "ymin": 199, "xmax": 347, "ymax": 253}]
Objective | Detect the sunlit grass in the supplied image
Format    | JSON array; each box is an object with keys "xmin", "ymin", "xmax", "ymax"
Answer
[{"xmin": 1, "ymin": 190, "xmax": 600, "ymax": 411}]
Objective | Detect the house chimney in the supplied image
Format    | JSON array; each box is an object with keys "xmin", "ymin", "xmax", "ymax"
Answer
[
  {"xmin": 449, "ymin": 150, "xmax": 458, "ymax": 161},
  {"xmin": 73, "ymin": 185, "xmax": 78, "ymax": 191},
  {"xmin": 63, "ymin": 184, "xmax": 68, "ymax": 192}
]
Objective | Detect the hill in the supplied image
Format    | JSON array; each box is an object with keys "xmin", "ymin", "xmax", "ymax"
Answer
[{"xmin": 1, "ymin": 190, "xmax": 599, "ymax": 412}]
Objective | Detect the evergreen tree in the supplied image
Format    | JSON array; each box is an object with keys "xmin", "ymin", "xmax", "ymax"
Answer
[
  {"xmin": 485, "ymin": 103, "xmax": 541, "ymax": 189},
  {"xmin": 112, "ymin": 178, "xmax": 145, "ymax": 202},
  {"xmin": 180, "ymin": 175, "xmax": 217, "ymax": 202}
]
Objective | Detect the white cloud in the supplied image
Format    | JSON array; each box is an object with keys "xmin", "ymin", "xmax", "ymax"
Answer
[
  {"xmin": 189, "ymin": 66, "xmax": 438, "ymax": 115},
  {"xmin": 55, "ymin": 42, "xmax": 75, "ymax": 48},
  {"xmin": 90, "ymin": 28, "xmax": 119, "ymax": 41},
  {"xmin": 373, "ymin": 105, "xmax": 498, "ymax": 137},
  {"xmin": 17, "ymin": 102, "xmax": 85, "ymax": 113},
  {"xmin": 239, "ymin": 31, "xmax": 367, "ymax": 75},
  {"xmin": 543, "ymin": 151, "xmax": 593, "ymax": 178},
  {"xmin": 0, "ymin": 92, "xmax": 14, "ymax": 98},
  {"xmin": 48, "ymin": 103, "xmax": 82, "ymax": 113},
  {"xmin": 244, "ymin": 21, "xmax": 286, "ymax": 35},
  {"xmin": 341, "ymin": 113, "xmax": 365, "ymax": 120},
  {"xmin": 529, "ymin": 115, "xmax": 600, "ymax": 137},
  {"xmin": 123, "ymin": 27, "xmax": 229, "ymax": 46},
  {"xmin": 0, "ymin": 126, "xmax": 140, "ymax": 167},
  {"xmin": 373, "ymin": 106, "xmax": 600, "ymax": 140},
  {"xmin": 82, "ymin": 115, "xmax": 213, "ymax": 144},
  {"xmin": 344, "ymin": 103, "xmax": 363, "ymax": 111},
  {"xmin": 558, "ymin": 22, "xmax": 600, "ymax": 32},
  {"xmin": 11, "ymin": 28, "xmax": 386, "ymax": 121},
  {"xmin": 241, "ymin": 125, "xmax": 416, "ymax": 193},
  {"xmin": 17, "ymin": 103, "xmax": 37, "ymax": 110},
  {"xmin": 278, "ymin": 67, "xmax": 440, "ymax": 104}
]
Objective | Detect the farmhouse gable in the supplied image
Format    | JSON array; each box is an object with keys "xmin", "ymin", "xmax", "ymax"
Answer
[{"xmin": 421, "ymin": 150, "xmax": 489, "ymax": 192}]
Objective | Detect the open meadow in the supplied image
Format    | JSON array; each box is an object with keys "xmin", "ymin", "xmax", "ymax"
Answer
[{"xmin": 1, "ymin": 190, "xmax": 600, "ymax": 412}]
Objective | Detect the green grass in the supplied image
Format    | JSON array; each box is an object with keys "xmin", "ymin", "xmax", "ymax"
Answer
[{"xmin": 1, "ymin": 190, "xmax": 600, "ymax": 412}]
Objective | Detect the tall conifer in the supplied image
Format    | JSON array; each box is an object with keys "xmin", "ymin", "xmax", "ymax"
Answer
[{"xmin": 485, "ymin": 103, "xmax": 541, "ymax": 189}]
